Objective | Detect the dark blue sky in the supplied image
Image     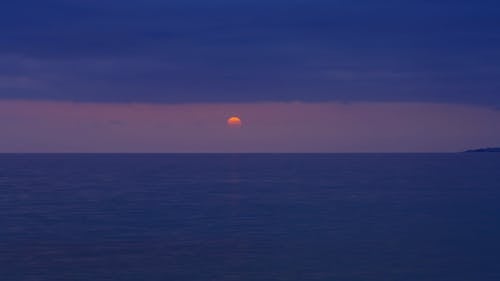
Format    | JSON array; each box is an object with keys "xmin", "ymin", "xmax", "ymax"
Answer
[{"xmin": 1, "ymin": 0, "xmax": 499, "ymax": 104}]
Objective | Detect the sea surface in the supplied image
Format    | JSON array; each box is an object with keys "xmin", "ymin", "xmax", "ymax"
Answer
[{"xmin": 1, "ymin": 154, "xmax": 500, "ymax": 281}]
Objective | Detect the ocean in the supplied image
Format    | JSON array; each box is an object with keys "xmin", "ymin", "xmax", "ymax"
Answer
[{"xmin": 1, "ymin": 154, "xmax": 499, "ymax": 281}]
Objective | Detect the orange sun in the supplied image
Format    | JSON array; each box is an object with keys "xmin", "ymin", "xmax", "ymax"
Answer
[{"xmin": 227, "ymin": 116, "xmax": 242, "ymax": 128}]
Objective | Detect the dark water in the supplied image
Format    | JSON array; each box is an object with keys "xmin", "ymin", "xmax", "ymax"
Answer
[{"xmin": 1, "ymin": 154, "xmax": 500, "ymax": 281}]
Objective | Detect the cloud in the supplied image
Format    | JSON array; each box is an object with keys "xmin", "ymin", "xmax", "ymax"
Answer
[
  {"xmin": 0, "ymin": 0, "xmax": 499, "ymax": 104},
  {"xmin": 0, "ymin": 75, "xmax": 44, "ymax": 90}
]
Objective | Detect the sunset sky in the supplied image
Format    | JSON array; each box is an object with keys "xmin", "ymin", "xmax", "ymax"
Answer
[{"xmin": 1, "ymin": 0, "xmax": 500, "ymax": 152}]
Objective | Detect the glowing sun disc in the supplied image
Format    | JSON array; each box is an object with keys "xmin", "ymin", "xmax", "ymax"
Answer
[{"xmin": 227, "ymin": 116, "xmax": 242, "ymax": 128}]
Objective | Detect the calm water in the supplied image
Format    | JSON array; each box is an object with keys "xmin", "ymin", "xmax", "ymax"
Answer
[{"xmin": 1, "ymin": 154, "xmax": 500, "ymax": 281}]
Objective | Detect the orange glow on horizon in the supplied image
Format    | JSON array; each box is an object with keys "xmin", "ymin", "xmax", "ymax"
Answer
[{"xmin": 227, "ymin": 116, "xmax": 242, "ymax": 128}]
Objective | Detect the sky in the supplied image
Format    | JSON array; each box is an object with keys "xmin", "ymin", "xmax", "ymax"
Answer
[{"xmin": 1, "ymin": 0, "xmax": 500, "ymax": 152}]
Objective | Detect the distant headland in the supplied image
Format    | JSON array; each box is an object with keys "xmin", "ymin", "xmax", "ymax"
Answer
[{"xmin": 464, "ymin": 147, "xmax": 500, "ymax": 153}]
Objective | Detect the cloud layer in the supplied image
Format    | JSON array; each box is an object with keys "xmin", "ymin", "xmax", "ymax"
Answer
[{"xmin": 1, "ymin": 0, "xmax": 500, "ymax": 104}]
